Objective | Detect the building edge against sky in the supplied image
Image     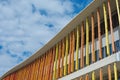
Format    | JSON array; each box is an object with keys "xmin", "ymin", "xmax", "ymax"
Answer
[{"xmin": 1, "ymin": 0, "xmax": 120, "ymax": 80}]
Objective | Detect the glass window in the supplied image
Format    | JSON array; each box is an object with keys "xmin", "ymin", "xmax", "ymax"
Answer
[
  {"xmin": 102, "ymin": 47, "xmax": 107, "ymax": 58},
  {"xmin": 84, "ymin": 56, "xmax": 86, "ymax": 67},
  {"xmin": 115, "ymin": 40, "xmax": 120, "ymax": 52},
  {"xmin": 95, "ymin": 50, "xmax": 99, "ymax": 61},
  {"xmin": 109, "ymin": 44, "xmax": 113, "ymax": 55},
  {"xmin": 89, "ymin": 53, "xmax": 92, "ymax": 64}
]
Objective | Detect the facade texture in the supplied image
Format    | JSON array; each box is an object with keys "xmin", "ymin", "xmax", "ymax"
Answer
[{"xmin": 1, "ymin": 0, "xmax": 120, "ymax": 80}]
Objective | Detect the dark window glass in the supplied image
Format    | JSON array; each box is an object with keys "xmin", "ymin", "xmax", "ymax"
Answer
[
  {"xmin": 84, "ymin": 56, "xmax": 86, "ymax": 67},
  {"xmin": 112, "ymin": 12, "xmax": 119, "ymax": 28},
  {"xmin": 89, "ymin": 53, "xmax": 92, "ymax": 64},
  {"xmin": 109, "ymin": 44, "xmax": 113, "ymax": 55},
  {"xmin": 79, "ymin": 58, "xmax": 80, "ymax": 69},
  {"xmin": 102, "ymin": 47, "xmax": 107, "ymax": 58},
  {"xmin": 95, "ymin": 50, "xmax": 99, "ymax": 61},
  {"xmin": 74, "ymin": 61, "xmax": 75, "ymax": 71},
  {"xmin": 115, "ymin": 40, "xmax": 120, "ymax": 52}
]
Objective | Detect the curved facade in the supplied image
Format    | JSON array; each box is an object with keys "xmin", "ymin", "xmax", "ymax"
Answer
[{"xmin": 1, "ymin": 0, "xmax": 120, "ymax": 80}]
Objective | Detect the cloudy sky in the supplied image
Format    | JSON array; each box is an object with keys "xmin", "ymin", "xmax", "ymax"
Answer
[{"xmin": 0, "ymin": 0, "xmax": 92, "ymax": 77}]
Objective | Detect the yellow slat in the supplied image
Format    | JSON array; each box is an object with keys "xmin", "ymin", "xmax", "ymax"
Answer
[
  {"xmin": 103, "ymin": 2, "xmax": 110, "ymax": 56},
  {"xmin": 114, "ymin": 63, "xmax": 118, "ymax": 80},
  {"xmin": 86, "ymin": 18, "xmax": 89, "ymax": 66},
  {"xmin": 53, "ymin": 44, "xmax": 58, "ymax": 80},
  {"xmin": 116, "ymin": 0, "xmax": 120, "ymax": 25},
  {"xmin": 76, "ymin": 26, "xmax": 79, "ymax": 70},
  {"xmin": 64, "ymin": 35, "xmax": 68, "ymax": 76},
  {"xmin": 92, "ymin": 71, "xmax": 95, "ymax": 80}
]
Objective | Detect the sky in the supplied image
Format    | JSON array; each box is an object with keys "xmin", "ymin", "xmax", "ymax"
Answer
[{"xmin": 0, "ymin": 0, "xmax": 93, "ymax": 77}]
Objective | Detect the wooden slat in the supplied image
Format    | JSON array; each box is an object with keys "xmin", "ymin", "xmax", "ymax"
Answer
[
  {"xmin": 108, "ymin": 0, "xmax": 115, "ymax": 53},
  {"xmin": 60, "ymin": 39, "xmax": 65, "ymax": 77},
  {"xmin": 68, "ymin": 33, "xmax": 72, "ymax": 74},
  {"xmin": 100, "ymin": 68, "xmax": 103, "ymax": 80},
  {"xmin": 79, "ymin": 77, "xmax": 83, "ymax": 80},
  {"xmin": 108, "ymin": 65, "xmax": 112, "ymax": 80},
  {"xmin": 85, "ymin": 74, "xmax": 89, "ymax": 80},
  {"xmin": 57, "ymin": 42, "xmax": 61, "ymax": 78},
  {"xmin": 41, "ymin": 55, "xmax": 45, "ymax": 80},
  {"xmin": 91, "ymin": 13, "xmax": 95, "ymax": 63},
  {"xmin": 80, "ymin": 22, "xmax": 84, "ymax": 68},
  {"xmin": 50, "ymin": 48, "xmax": 55, "ymax": 80},
  {"xmin": 97, "ymin": 8, "xmax": 102, "ymax": 59},
  {"xmin": 71, "ymin": 31, "xmax": 75, "ymax": 72}
]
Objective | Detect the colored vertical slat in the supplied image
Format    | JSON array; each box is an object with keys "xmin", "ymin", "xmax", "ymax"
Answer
[
  {"xmin": 43, "ymin": 54, "xmax": 48, "ymax": 80},
  {"xmin": 97, "ymin": 8, "xmax": 102, "ymax": 59},
  {"xmin": 27, "ymin": 65, "xmax": 31, "ymax": 80},
  {"xmin": 81, "ymin": 22, "xmax": 84, "ymax": 68},
  {"xmin": 42, "ymin": 55, "xmax": 45, "ymax": 80},
  {"xmin": 108, "ymin": 65, "xmax": 112, "ymax": 80},
  {"xmin": 48, "ymin": 49, "xmax": 55, "ymax": 80},
  {"xmin": 60, "ymin": 39, "xmax": 65, "ymax": 77},
  {"xmin": 92, "ymin": 71, "xmax": 95, "ymax": 80},
  {"xmin": 16, "ymin": 69, "xmax": 21, "ymax": 80},
  {"xmin": 35, "ymin": 59, "xmax": 41, "ymax": 80},
  {"xmin": 19, "ymin": 69, "xmax": 23, "ymax": 80},
  {"xmin": 91, "ymin": 13, "xmax": 95, "ymax": 63},
  {"xmin": 37, "ymin": 58, "xmax": 42, "ymax": 80},
  {"xmin": 50, "ymin": 50, "xmax": 53, "ymax": 80},
  {"xmin": 47, "ymin": 54, "xmax": 49, "ymax": 80},
  {"xmin": 100, "ymin": 68, "xmax": 103, "ymax": 80},
  {"xmin": 86, "ymin": 17, "xmax": 89, "ymax": 66},
  {"xmin": 103, "ymin": 2, "xmax": 110, "ymax": 56},
  {"xmin": 116, "ymin": 0, "xmax": 120, "ymax": 25},
  {"xmin": 114, "ymin": 63, "xmax": 118, "ymax": 80},
  {"xmin": 85, "ymin": 74, "xmax": 89, "ymax": 80},
  {"xmin": 76, "ymin": 26, "xmax": 79, "ymax": 70},
  {"xmin": 56, "ymin": 43, "xmax": 60, "ymax": 79},
  {"xmin": 53, "ymin": 44, "xmax": 58, "ymax": 80},
  {"xmin": 71, "ymin": 31, "xmax": 75, "ymax": 72},
  {"xmin": 32, "ymin": 62, "xmax": 36, "ymax": 80},
  {"xmin": 30, "ymin": 62, "xmax": 36, "ymax": 80},
  {"xmin": 68, "ymin": 33, "xmax": 72, "ymax": 74},
  {"xmin": 50, "ymin": 48, "xmax": 55, "ymax": 80},
  {"xmin": 21, "ymin": 67, "xmax": 26, "ymax": 80},
  {"xmin": 108, "ymin": 0, "xmax": 115, "ymax": 53},
  {"xmin": 80, "ymin": 77, "xmax": 83, "ymax": 80},
  {"xmin": 26, "ymin": 65, "xmax": 31, "ymax": 80},
  {"xmin": 64, "ymin": 35, "xmax": 69, "ymax": 76},
  {"xmin": 47, "ymin": 53, "xmax": 50, "ymax": 80},
  {"xmin": 41, "ymin": 55, "xmax": 45, "ymax": 80}
]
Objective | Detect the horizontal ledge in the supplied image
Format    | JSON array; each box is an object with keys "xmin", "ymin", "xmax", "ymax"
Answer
[{"xmin": 58, "ymin": 51, "xmax": 120, "ymax": 80}]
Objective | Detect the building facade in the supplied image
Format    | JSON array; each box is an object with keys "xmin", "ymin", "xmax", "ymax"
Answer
[{"xmin": 1, "ymin": 0, "xmax": 120, "ymax": 80}]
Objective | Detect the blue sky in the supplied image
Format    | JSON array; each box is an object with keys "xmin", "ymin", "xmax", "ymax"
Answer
[{"xmin": 0, "ymin": 0, "xmax": 92, "ymax": 77}]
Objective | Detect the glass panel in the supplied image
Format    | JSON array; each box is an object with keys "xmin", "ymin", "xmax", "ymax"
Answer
[
  {"xmin": 109, "ymin": 44, "xmax": 113, "ymax": 55},
  {"xmin": 115, "ymin": 40, "xmax": 120, "ymax": 52},
  {"xmin": 102, "ymin": 47, "xmax": 107, "ymax": 58}
]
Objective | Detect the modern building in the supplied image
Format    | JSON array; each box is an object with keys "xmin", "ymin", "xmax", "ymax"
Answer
[{"xmin": 1, "ymin": 0, "xmax": 120, "ymax": 80}]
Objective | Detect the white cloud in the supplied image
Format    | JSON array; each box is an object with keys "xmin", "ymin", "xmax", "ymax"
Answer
[{"xmin": 0, "ymin": 0, "xmax": 92, "ymax": 77}]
